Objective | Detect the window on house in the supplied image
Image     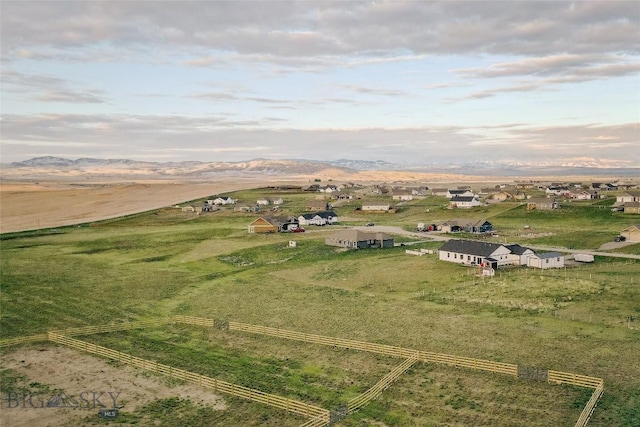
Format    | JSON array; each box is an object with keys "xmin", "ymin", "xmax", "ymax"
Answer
[{"xmin": 546, "ymin": 259, "xmax": 549, "ymax": 264}]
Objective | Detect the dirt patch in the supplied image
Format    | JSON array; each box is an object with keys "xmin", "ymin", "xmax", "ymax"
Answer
[
  {"xmin": 598, "ymin": 241, "xmax": 637, "ymax": 251},
  {"xmin": 0, "ymin": 181, "xmax": 274, "ymax": 233},
  {"xmin": 1, "ymin": 345, "xmax": 225, "ymax": 427}
]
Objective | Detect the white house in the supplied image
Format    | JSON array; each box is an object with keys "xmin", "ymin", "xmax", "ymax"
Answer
[
  {"xmin": 616, "ymin": 191, "xmax": 640, "ymax": 205},
  {"xmin": 210, "ymin": 197, "xmax": 236, "ymax": 205},
  {"xmin": 571, "ymin": 191, "xmax": 593, "ymax": 200},
  {"xmin": 438, "ymin": 240, "xmax": 513, "ymax": 267},
  {"xmin": 298, "ymin": 211, "xmax": 338, "ymax": 226},
  {"xmin": 449, "ymin": 196, "xmax": 482, "ymax": 209},
  {"xmin": 438, "ymin": 239, "xmax": 559, "ymax": 269},
  {"xmin": 257, "ymin": 198, "xmax": 270, "ymax": 206},
  {"xmin": 319, "ymin": 185, "xmax": 340, "ymax": 193},
  {"xmin": 527, "ymin": 252, "xmax": 565, "ymax": 269},
  {"xmin": 392, "ymin": 192, "xmax": 414, "ymax": 201},
  {"xmin": 546, "ymin": 186, "xmax": 570, "ymax": 196}
]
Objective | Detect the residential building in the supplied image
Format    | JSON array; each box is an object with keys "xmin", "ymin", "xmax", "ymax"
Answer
[
  {"xmin": 325, "ymin": 229, "xmax": 394, "ymax": 249},
  {"xmin": 247, "ymin": 217, "xmax": 278, "ymax": 233},
  {"xmin": 361, "ymin": 202, "xmax": 391, "ymax": 212},
  {"xmin": 298, "ymin": 211, "xmax": 338, "ymax": 226},
  {"xmin": 449, "ymin": 196, "xmax": 482, "ymax": 208},
  {"xmin": 438, "ymin": 239, "xmax": 513, "ymax": 267},
  {"xmin": 620, "ymin": 225, "xmax": 640, "ymax": 241},
  {"xmin": 527, "ymin": 197, "xmax": 559, "ymax": 210},
  {"xmin": 527, "ymin": 252, "xmax": 565, "ymax": 269},
  {"xmin": 446, "ymin": 189, "xmax": 474, "ymax": 199}
]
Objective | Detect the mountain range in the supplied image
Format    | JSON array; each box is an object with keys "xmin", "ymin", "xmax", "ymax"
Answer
[{"xmin": 3, "ymin": 156, "xmax": 639, "ymax": 179}]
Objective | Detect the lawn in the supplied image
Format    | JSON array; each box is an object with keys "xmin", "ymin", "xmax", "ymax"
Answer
[{"xmin": 1, "ymin": 188, "xmax": 639, "ymax": 426}]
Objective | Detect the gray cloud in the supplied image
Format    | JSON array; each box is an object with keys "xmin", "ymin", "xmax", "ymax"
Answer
[
  {"xmin": 2, "ymin": 114, "xmax": 637, "ymax": 166},
  {"xmin": 2, "ymin": 69, "xmax": 108, "ymax": 103},
  {"xmin": 2, "ymin": 1, "xmax": 638, "ymax": 64}
]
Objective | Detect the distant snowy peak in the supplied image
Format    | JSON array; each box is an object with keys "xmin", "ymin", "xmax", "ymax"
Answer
[
  {"xmin": 11, "ymin": 156, "xmax": 76, "ymax": 167},
  {"xmin": 5, "ymin": 156, "xmax": 638, "ymax": 177},
  {"xmin": 11, "ymin": 156, "xmax": 143, "ymax": 167},
  {"xmin": 6, "ymin": 157, "xmax": 355, "ymax": 176}
]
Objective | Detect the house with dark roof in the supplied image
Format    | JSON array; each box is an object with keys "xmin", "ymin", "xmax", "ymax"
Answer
[
  {"xmin": 439, "ymin": 239, "xmax": 561, "ymax": 269},
  {"xmin": 298, "ymin": 211, "xmax": 338, "ymax": 226},
  {"xmin": 446, "ymin": 189, "xmax": 474, "ymax": 199},
  {"xmin": 438, "ymin": 239, "xmax": 513, "ymax": 268},
  {"xmin": 325, "ymin": 229, "xmax": 394, "ymax": 249}
]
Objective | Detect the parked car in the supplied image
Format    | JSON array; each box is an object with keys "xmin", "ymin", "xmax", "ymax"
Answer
[
  {"xmin": 615, "ymin": 235, "xmax": 626, "ymax": 242},
  {"xmin": 291, "ymin": 228, "xmax": 305, "ymax": 233},
  {"xmin": 365, "ymin": 222, "xmax": 375, "ymax": 227}
]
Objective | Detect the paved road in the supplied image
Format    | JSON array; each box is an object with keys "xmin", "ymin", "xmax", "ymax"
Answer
[{"xmin": 354, "ymin": 225, "xmax": 640, "ymax": 260}]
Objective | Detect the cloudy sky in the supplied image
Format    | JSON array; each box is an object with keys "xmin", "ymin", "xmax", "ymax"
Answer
[{"xmin": 1, "ymin": 1, "xmax": 638, "ymax": 167}]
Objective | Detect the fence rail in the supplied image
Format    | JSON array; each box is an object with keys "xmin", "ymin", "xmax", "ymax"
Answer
[
  {"xmin": 173, "ymin": 315, "xmax": 215, "ymax": 327},
  {"xmin": 0, "ymin": 334, "xmax": 49, "ymax": 348},
  {"xmin": 347, "ymin": 357, "xmax": 417, "ymax": 412},
  {"xmin": 176, "ymin": 317, "xmax": 519, "ymax": 377},
  {"xmin": 0, "ymin": 320, "xmax": 170, "ymax": 349},
  {"xmin": 419, "ymin": 351, "xmax": 518, "ymax": 376},
  {"xmin": 47, "ymin": 333, "xmax": 330, "ymax": 421},
  {"xmin": 574, "ymin": 385, "xmax": 604, "ymax": 427},
  {"xmin": 548, "ymin": 370, "xmax": 604, "ymax": 389},
  {"xmin": 51, "ymin": 318, "xmax": 170, "ymax": 337},
  {"xmin": 299, "ymin": 414, "xmax": 331, "ymax": 427}
]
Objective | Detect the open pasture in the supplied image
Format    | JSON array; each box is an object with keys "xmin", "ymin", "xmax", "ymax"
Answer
[{"xmin": 1, "ymin": 187, "xmax": 639, "ymax": 426}]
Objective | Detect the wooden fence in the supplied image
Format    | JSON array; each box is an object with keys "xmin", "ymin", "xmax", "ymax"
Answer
[
  {"xmin": 548, "ymin": 370, "xmax": 604, "ymax": 389},
  {"xmin": 47, "ymin": 332, "xmax": 330, "ymax": 423},
  {"xmin": 299, "ymin": 414, "xmax": 332, "ymax": 427},
  {"xmin": 347, "ymin": 357, "xmax": 417, "ymax": 413},
  {"xmin": 575, "ymin": 384, "xmax": 604, "ymax": 427},
  {"xmin": 0, "ymin": 317, "xmax": 605, "ymax": 426},
  {"xmin": 548, "ymin": 370, "xmax": 604, "ymax": 427},
  {"xmin": 0, "ymin": 333, "xmax": 48, "ymax": 348},
  {"xmin": 0, "ymin": 319, "xmax": 169, "ymax": 348},
  {"xmin": 175, "ymin": 316, "xmax": 604, "ymax": 426},
  {"xmin": 51, "ymin": 318, "xmax": 170, "ymax": 337},
  {"xmin": 175, "ymin": 317, "xmax": 519, "ymax": 378}
]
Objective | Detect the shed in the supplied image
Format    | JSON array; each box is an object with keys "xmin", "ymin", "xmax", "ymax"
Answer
[{"xmin": 527, "ymin": 252, "xmax": 565, "ymax": 269}]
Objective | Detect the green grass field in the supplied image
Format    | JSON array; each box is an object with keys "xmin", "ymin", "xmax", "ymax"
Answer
[{"xmin": 1, "ymin": 189, "xmax": 639, "ymax": 426}]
